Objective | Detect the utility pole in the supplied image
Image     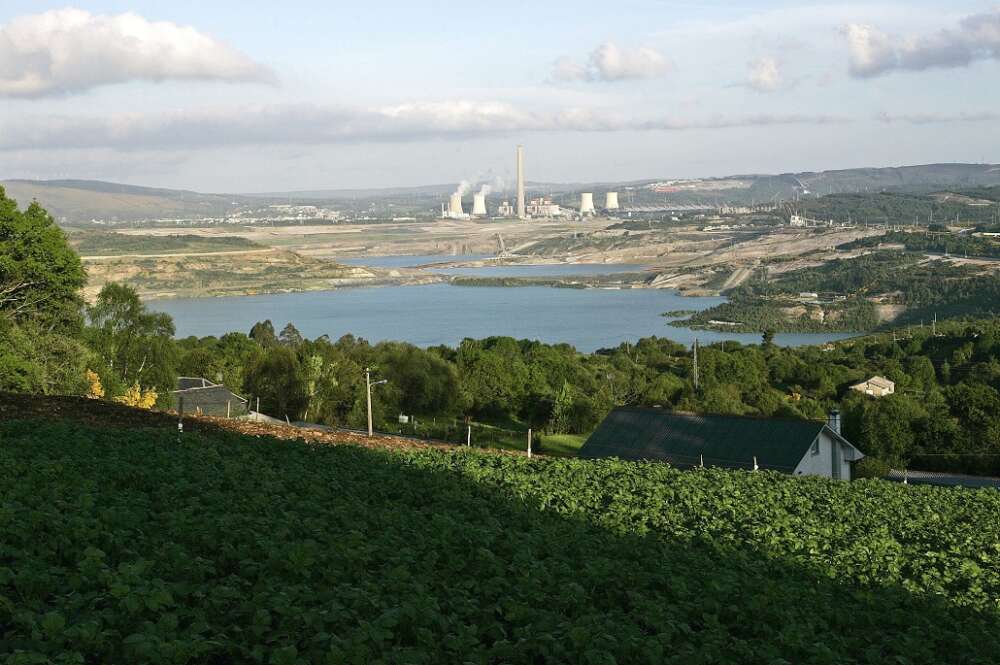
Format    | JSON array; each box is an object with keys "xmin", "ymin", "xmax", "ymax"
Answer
[
  {"xmin": 365, "ymin": 367, "xmax": 387, "ymax": 437},
  {"xmin": 366, "ymin": 368, "xmax": 372, "ymax": 436}
]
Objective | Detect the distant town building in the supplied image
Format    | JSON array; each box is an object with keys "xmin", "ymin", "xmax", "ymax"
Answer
[
  {"xmin": 850, "ymin": 376, "xmax": 895, "ymax": 398},
  {"xmin": 579, "ymin": 407, "xmax": 863, "ymax": 480}
]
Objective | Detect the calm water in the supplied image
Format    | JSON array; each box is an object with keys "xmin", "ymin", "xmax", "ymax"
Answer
[{"xmin": 149, "ymin": 283, "xmax": 854, "ymax": 352}]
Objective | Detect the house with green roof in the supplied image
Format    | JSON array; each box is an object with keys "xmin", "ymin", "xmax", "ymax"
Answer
[{"xmin": 579, "ymin": 407, "xmax": 864, "ymax": 480}]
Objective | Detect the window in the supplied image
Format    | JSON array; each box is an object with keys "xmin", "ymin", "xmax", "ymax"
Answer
[{"xmin": 811, "ymin": 438, "xmax": 820, "ymax": 456}]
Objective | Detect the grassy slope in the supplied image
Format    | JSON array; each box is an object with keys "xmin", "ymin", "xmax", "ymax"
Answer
[
  {"xmin": 70, "ymin": 232, "xmax": 262, "ymax": 256},
  {"xmin": 1, "ymin": 402, "xmax": 998, "ymax": 663},
  {"xmin": 1, "ymin": 180, "xmax": 236, "ymax": 223}
]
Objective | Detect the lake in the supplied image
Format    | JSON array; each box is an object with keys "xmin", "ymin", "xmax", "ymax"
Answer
[{"xmin": 148, "ymin": 283, "xmax": 854, "ymax": 352}]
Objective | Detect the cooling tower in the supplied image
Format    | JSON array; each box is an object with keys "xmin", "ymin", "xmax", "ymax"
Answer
[
  {"xmin": 580, "ymin": 192, "xmax": 595, "ymax": 215},
  {"xmin": 516, "ymin": 145, "xmax": 526, "ymax": 219},
  {"xmin": 605, "ymin": 192, "xmax": 619, "ymax": 210},
  {"xmin": 472, "ymin": 193, "xmax": 487, "ymax": 216},
  {"xmin": 449, "ymin": 194, "xmax": 464, "ymax": 217}
]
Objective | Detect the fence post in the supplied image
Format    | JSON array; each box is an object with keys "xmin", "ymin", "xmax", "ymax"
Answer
[
  {"xmin": 753, "ymin": 456, "xmax": 759, "ymax": 472},
  {"xmin": 227, "ymin": 401, "xmax": 231, "ymax": 419},
  {"xmin": 177, "ymin": 396, "xmax": 184, "ymax": 441},
  {"xmin": 527, "ymin": 428, "xmax": 532, "ymax": 459},
  {"xmin": 256, "ymin": 397, "xmax": 260, "ymax": 422},
  {"xmin": 467, "ymin": 425, "xmax": 471, "ymax": 447}
]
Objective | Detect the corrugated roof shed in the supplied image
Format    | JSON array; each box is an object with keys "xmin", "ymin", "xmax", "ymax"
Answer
[
  {"xmin": 174, "ymin": 383, "xmax": 247, "ymax": 418},
  {"xmin": 579, "ymin": 407, "xmax": 826, "ymax": 473},
  {"xmin": 178, "ymin": 377, "xmax": 215, "ymax": 390}
]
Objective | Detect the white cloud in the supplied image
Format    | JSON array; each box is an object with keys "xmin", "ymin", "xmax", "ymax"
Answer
[
  {"xmin": 845, "ymin": 10, "xmax": 1000, "ymax": 78},
  {"xmin": 0, "ymin": 8, "xmax": 274, "ymax": 97},
  {"xmin": 875, "ymin": 110, "xmax": 1000, "ymax": 124},
  {"xmin": 0, "ymin": 102, "xmax": 847, "ymax": 151},
  {"xmin": 552, "ymin": 42, "xmax": 671, "ymax": 82},
  {"xmin": 747, "ymin": 56, "xmax": 782, "ymax": 92}
]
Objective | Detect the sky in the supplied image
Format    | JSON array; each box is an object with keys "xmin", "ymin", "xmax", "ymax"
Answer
[{"xmin": 1, "ymin": 1, "xmax": 999, "ymax": 192}]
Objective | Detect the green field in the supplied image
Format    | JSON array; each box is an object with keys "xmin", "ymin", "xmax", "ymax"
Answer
[
  {"xmin": 2, "ymin": 417, "xmax": 998, "ymax": 663},
  {"xmin": 70, "ymin": 231, "xmax": 262, "ymax": 256},
  {"xmin": 537, "ymin": 432, "xmax": 587, "ymax": 456}
]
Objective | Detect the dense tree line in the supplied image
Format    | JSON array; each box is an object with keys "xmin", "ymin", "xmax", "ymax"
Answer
[
  {"xmin": 2, "ymin": 188, "xmax": 1000, "ymax": 475},
  {"xmin": 790, "ymin": 192, "xmax": 999, "ymax": 226},
  {"xmin": 844, "ymin": 230, "xmax": 1000, "ymax": 259},
  {"xmin": 678, "ymin": 252, "xmax": 1000, "ymax": 333}
]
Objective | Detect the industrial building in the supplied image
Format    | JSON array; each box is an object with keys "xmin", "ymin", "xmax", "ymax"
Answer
[
  {"xmin": 441, "ymin": 192, "xmax": 470, "ymax": 220},
  {"xmin": 579, "ymin": 192, "xmax": 595, "ymax": 215},
  {"xmin": 472, "ymin": 193, "xmax": 487, "ymax": 217},
  {"xmin": 526, "ymin": 197, "xmax": 564, "ymax": 217}
]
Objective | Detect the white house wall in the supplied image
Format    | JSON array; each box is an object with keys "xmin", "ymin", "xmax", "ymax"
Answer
[{"xmin": 793, "ymin": 432, "xmax": 852, "ymax": 480}]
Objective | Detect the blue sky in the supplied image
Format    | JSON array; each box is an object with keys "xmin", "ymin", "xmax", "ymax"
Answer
[{"xmin": 1, "ymin": 2, "xmax": 998, "ymax": 192}]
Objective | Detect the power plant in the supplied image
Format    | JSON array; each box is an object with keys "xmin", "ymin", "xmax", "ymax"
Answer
[
  {"xmin": 449, "ymin": 193, "xmax": 464, "ymax": 217},
  {"xmin": 438, "ymin": 145, "xmax": 622, "ymax": 220},
  {"xmin": 472, "ymin": 192, "xmax": 487, "ymax": 217},
  {"xmin": 516, "ymin": 145, "xmax": 526, "ymax": 219}
]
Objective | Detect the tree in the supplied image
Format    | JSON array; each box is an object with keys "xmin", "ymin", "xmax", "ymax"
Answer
[
  {"xmin": 0, "ymin": 190, "xmax": 86, "ymax": 331},
  {"xmin": 279, "ymin": 323, "xmax": 304, "ymax": 347},
  {"xmin": 249, "ymin": 320, "xmax": 278, "ymax": 347},
  {"xmin": 86, "ymin": 283, "xmax": 177, "ymax": 401},
  {"xmin": 0, "ymin": 318, "xmax": 91, "ymax": 395},
  {"xmin": 244, "ymin": 346, "xmax": 308, "ymax": 419}
]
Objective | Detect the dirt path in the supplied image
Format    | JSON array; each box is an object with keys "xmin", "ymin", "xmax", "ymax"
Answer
[{"xmin": 720, "ymin": 266, "xmax": 752, "ymax": 290}]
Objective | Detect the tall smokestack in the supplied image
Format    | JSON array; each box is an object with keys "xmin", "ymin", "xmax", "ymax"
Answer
[
  {"xmin": 605, "ymin": 192, "xmax": 619, "ymax": 210},
  {"xmin": 516, "ymin": 145, "xmax": 525, "ymax": 219},
  {"xmin": 580, "ymin": 192, "xmax": 595, "ymax": 215},
  {"xmin": 472, "ymin": 193, "xmax": 487, "ymax": 216},
  {"xmin": 449, "ymin": 194, "xmax": 464, "ymax": 217}
]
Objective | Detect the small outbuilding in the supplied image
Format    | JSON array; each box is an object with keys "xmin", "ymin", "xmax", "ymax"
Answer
[
  {"xmin": 850, "ymin": 376, "xmax": 895, "ymax": 397},
  {"xmin": 579, "ymin": 407, "xmax": 864, "ymax": 480},
  {"xmin": 173, "ymin": 377, "xmax": 248, "ymax": 418}
]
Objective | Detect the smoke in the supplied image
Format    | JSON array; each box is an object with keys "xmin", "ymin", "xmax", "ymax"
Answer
[
  {"xmin": 454, "ymin": 179, "xmax": 471, "ymax": 197},
  {"xmin": 477, "ymin": 175, "xmax": 505, "ymax": 197}
]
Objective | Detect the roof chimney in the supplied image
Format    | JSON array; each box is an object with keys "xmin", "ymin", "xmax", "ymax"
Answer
[{"xmin": 827, "ymin": 409, "xmax": 841, "ymax": 435}]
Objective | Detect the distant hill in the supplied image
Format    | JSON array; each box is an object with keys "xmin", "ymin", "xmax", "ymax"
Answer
[
  {"xmin": 0, "ymin": 179, "xmax": 247, "ymax": 224},
  {"xmin": 5, "ymin": 163, "xmax": 1000, "ymax": 224}
]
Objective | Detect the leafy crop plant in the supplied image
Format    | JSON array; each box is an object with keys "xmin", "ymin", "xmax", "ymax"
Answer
[{"xmin": 1, "ymin": 420, "xmax": 998, "ymax": 663}]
